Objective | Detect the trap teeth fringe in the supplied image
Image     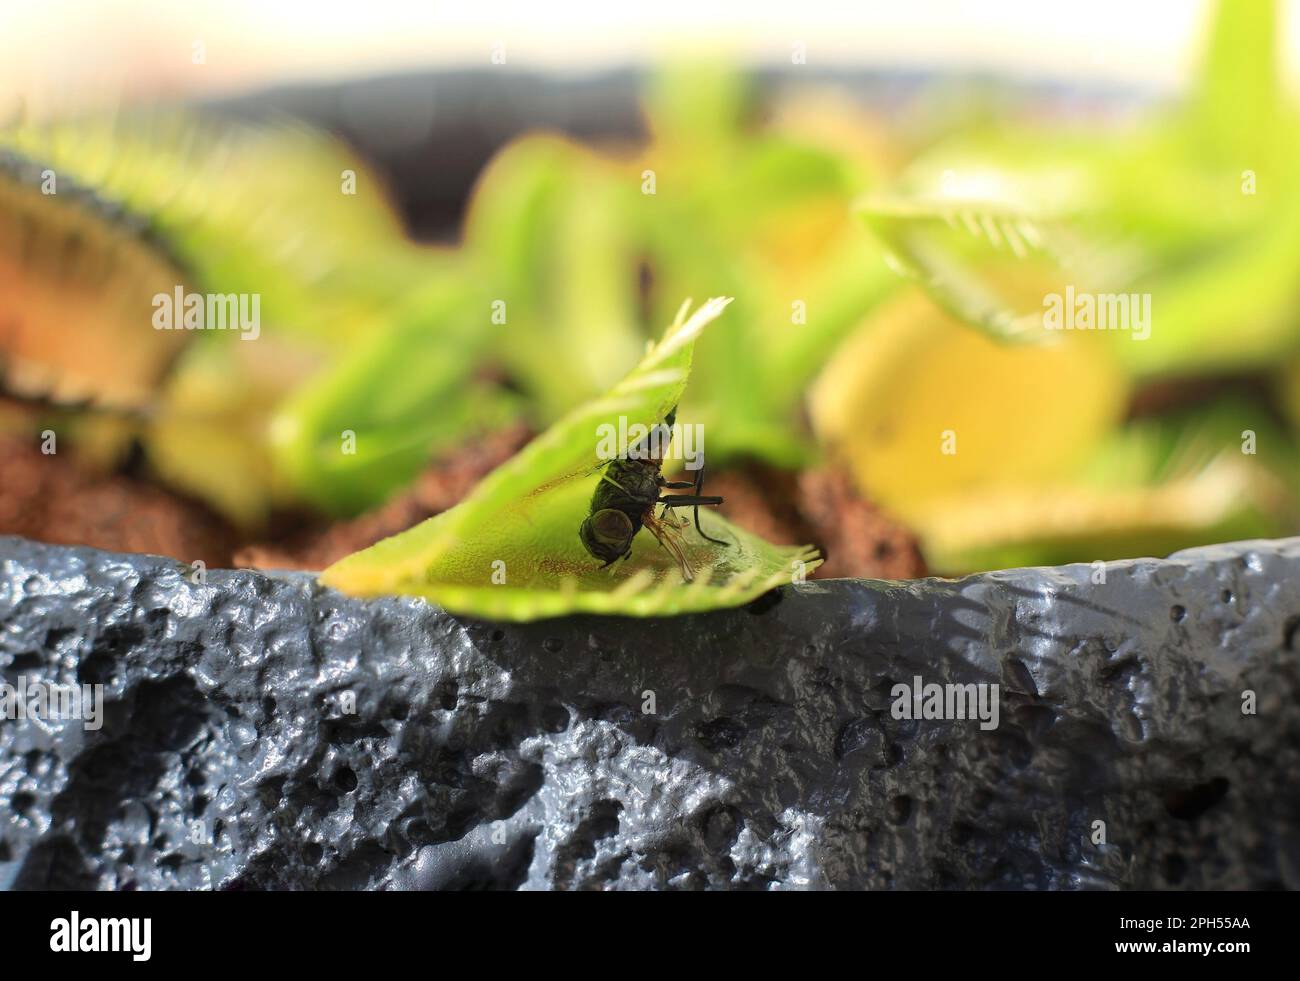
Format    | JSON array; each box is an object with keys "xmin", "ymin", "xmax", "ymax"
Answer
[
  {"xmin": 0, "ymin": 145, "xmax": 185, "ymax": 273},
  {"xmin": 0, "ymin": 149, "xmax": 194, "ymax": 410}
]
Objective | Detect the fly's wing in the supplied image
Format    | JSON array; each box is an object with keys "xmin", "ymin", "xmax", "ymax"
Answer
[
  {"xmin": 643, "ymin": 508, "xmax": 695, "ymax": 581},
  {"xmin": 531, "ymin": 403, "xmax": 678, "ymax": 495},
  {"xmin": 525, "ymin": 457, "xmax": 612, "ymax": 500}
]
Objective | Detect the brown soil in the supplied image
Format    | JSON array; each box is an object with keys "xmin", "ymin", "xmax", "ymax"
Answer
[
  {"xmin": 0, "ymin": 434, "xmax": 236, "ymax": 567},
  {"xmin": 710, "ymin": 463, "xmax": 926, "ymax": 580},
  {"xmin": 1, "ymin": 424, "xmax": 925, "ymax": 582}
]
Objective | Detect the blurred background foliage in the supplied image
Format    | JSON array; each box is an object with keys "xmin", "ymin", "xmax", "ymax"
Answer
[{"xmin": 2, "ymin": 0, "xmax": 1298, "ymax": 574}]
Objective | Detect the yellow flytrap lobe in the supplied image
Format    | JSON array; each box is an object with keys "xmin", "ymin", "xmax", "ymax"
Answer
[
  {"xmin": 810, "ymin": 289, "xmax": 1128, "ymax": 571},
  {"xmin": 320, "ymin": 298, "xmax": 821, "ymax": 621}
]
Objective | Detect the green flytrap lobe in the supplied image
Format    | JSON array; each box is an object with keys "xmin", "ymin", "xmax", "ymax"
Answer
[
  {"xmin": 320, "ymin": 298, "xmax": 821, "ymax": 621},
  {"xmin": 858, "ymin": 187, "xmax": 1072, "ymax": 345}
]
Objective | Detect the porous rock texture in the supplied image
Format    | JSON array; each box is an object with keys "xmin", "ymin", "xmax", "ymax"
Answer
[{"xmin": 1, "ymin": 534, "xmax": 1298, "ymax": 890}]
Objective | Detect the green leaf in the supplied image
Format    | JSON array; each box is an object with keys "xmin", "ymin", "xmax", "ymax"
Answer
[
  {"xmin": 465, "ymin": 135, "xmax": 648, "ymax": 422},
  {"xmin": 1188, "ymin": 0, "xmax": 1281, "ymax": 168},
  {"xmin": 321, "ymin": 298, "xmax": 821, "ymax": 620},
  {"xmin": 1119, "ymin": 200, "xmax": 1300, "ymax": 377},
  {"xmin": 644, "ymin": 63, "xmax": 750, "ymax": 151},
  {"xmin": 269, "ymin": 272, "xmax": 518, "ymax": 515}
]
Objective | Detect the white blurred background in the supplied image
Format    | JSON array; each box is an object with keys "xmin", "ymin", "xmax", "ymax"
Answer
[{"xmin": 4, "ymin": 0, "xmax": 1300, "ymax": 114}]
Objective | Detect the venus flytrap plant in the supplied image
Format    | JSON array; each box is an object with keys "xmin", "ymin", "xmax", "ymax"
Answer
[{"xmin": 320, "ymin": 298, "xmax": 821, "ymax": 620}]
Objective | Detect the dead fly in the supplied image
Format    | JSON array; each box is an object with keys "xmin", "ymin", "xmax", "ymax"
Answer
[{"xmin": 579, "ymin": 406, "xmax": 728, "ymax": 581}]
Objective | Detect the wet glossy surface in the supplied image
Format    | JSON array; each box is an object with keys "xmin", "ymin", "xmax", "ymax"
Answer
[{"xmin": 1, "ymin": 535, "xmax": 1297, "ymax": 889}]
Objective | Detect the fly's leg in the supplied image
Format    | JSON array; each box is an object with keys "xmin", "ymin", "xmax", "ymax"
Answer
[
  {"xmin": 691, "ymin": 465, "xmax": 733, "ymax": 545},
  {"xmin": 657, "ymin": 476, "xmax": 694, "ymax": 519},
  {"xmin": 659, "ymin": 463, "xmax": 731, "ymax": 547},
  {"xmin": 658, "ymin": 494, "xmax": 724, "ymax": 537},
  {"xmin": 658, "ymin": 508, "xmax": 688, "ymax": 531},
  {"xmin": 692, "ymin": 465, "xmax": 731, "ymax": 546}
]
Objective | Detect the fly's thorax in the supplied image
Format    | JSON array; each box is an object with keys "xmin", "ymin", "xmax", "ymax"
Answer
[{"xmin": 592, "ymin": 458, "xmax": 661, "ymax": 512}]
